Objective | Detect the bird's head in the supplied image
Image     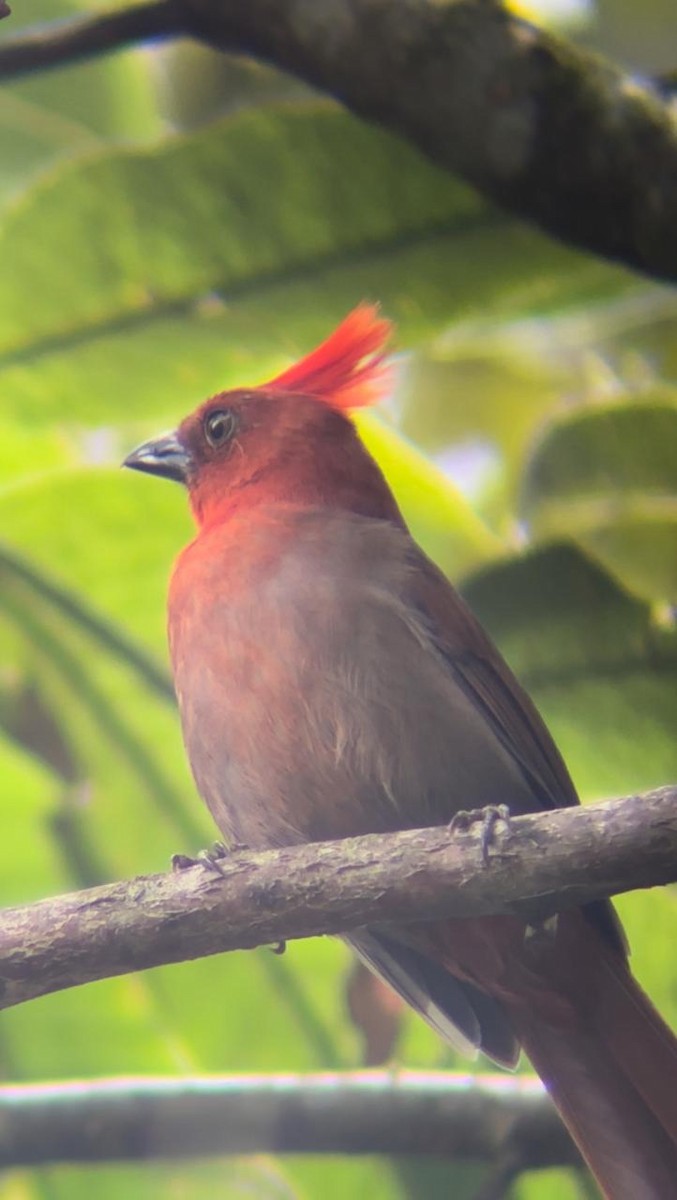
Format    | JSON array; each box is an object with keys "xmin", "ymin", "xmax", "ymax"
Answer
[{"xmin": 123, "ymin": 304, "xmax": 401, "ymax": 527}]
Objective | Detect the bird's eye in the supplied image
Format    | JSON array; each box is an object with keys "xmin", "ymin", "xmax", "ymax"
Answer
[{"xmin": 204, "ymin": 409, "xmax": 237, "ymax": 448}]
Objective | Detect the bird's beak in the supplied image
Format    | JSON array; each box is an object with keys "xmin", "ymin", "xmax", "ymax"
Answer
[{"xmin": 122, "ymin": 430, "xmax": 191, "ymax": 484}]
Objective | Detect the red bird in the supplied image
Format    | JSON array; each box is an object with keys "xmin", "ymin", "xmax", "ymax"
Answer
[{"xmin": 125, "ymin": 306, "xmax": 677, "ymax": 1198}]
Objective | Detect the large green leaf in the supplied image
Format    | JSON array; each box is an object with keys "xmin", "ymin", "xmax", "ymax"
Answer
[
  {"xmin": 0, "ymin": 0, "xmax": 159, "ymax": 204},
  {"xmin": 0, "ymin": 105, "xmax": 640, "ymax": 431},
  {"xmin": 463, "ymin": 540, "xmax": 677, "ymax": 794},
  {"xmin": 398, "ymin": 287, "xmax": 677, "ymax": 530},
  {"xmin": 520, "ymin": 394, "xmax": 677, "ymax": 602},
  {"xmin": 0, "ymin": 105, "xmax": 475, "ymax": 358}
]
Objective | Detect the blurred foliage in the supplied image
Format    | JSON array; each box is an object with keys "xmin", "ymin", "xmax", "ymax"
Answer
[{"xmin": 1, "ymin": 1, "xmax": 677, "ymax": 1198}]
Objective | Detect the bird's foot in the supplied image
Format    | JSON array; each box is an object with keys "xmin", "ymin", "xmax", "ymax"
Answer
[
  {"xmin": 448, "ymin": 804, "xmax": 511, "ymax": 865},
  {"xmin": 172, "ymin": 844, "xmax": 285, "ymax": 953},
  {"xmin": 172, "ymin": 840, "xmax": 246, "ymax": 876}
]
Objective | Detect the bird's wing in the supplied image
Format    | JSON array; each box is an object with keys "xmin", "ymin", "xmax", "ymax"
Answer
[
  {"xmin": 405, "ymin": 546, "xmax": 625, "ymax": 954},
  {"xmin": 408, "ymin": 550, "xmax": 580, "ymax": 813},
  {"xmin": 346, "ymin": 928, "xmax": 520, "ymax": 1067}
]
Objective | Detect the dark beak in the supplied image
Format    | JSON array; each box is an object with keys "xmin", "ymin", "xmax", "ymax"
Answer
[{"xmin": 122, "ymin": 431, "xmax": 191, "ymax": 484}]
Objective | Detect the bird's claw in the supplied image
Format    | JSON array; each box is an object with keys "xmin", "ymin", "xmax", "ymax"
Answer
[
  {"xmin": 448, "ymin": 803, "xmax": 511, "ymax": 865},
  {"xmin": 270, "ymin": 941, "xmax": 287, "ymax": 955},
  {"xmin": 171, "ymin": 840, "xmax": 243, "ymax": 876},
  {"xmin": 197, "ymin": 843, "xmax": 230, "ymax": 876}
]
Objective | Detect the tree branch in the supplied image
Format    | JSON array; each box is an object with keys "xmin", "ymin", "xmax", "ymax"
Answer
[
  {"xmin": 0, "ymin": 1, "xmax": 185, "ymax": 74},
  {"xmin": 2, "ymin": 1, "xmax": 677, "ymax": 281},
  {"xmin": 0, "ymin": 1071, "xmax": 580, "ymax": 1171},
  {"xmin": 0, "ymin": 789, "xmax": 674, "ymax": 1011}
]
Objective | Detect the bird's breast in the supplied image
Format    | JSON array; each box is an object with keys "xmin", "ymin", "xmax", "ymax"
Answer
[{"xmin": 169, "ymin": 508, "xmax": 532, "ymax": 850}]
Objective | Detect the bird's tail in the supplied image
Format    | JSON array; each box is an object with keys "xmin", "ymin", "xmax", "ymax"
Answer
[{"xmin": 508, "ymin": 953, "xmax": 677, "ymax": 1200}]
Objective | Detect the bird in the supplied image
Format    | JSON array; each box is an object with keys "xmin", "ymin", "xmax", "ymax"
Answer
[{"xmin": 124, "ymin": 304, "xmax": 677, "ymax": 1198}]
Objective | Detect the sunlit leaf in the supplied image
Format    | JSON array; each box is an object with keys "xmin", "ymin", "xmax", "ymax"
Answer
[
  {"xmin": 521, "ymin": 394, "xmax": 677, "ymax": 602},
  {"xmin": 0, "ymin": 105, "xmax": 639, "ymax": 437},
  {"xmin": 0, "ymin": 0, "xmax": 159, "ymax": 203}
]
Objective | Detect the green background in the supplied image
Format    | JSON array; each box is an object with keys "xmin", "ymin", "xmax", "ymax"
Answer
[{"xmin": 1, "ymin": 1, "xmax": 676, "ymax": 1196}]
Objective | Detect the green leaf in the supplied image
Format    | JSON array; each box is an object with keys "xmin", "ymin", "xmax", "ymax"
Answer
[
  {"xmin": 399, "ymin": 324, "xmax": 564, "ymax": 463},
  {"xmin": 0, "ymin": 420, "xmax": 77, "ymax": 485},
  {"xmin": 0, "ymin": 0, "xmax": 159, "ymax": 203},
  {"xmin": 0, "ymin": 106, "xmax": 474, "ymax": 358},
  {"xmin": 0, "ymin": 105, "xmax": 637, "ymax": 430},
  {"xmin": 0, "ymin": 542, "xmax": 174, "ymax": 699},
  {"xmin": 0, "ymin": 732, "xmax": 66, "ymax": 903},
  {"xmin": 39, "ymin": 1160, "xmax": 304, "ymax": 1200},
  {"xmin": 520, "ymin": 394, "xmax": 677, "ymax": 602},
  {"xmin": 462, "ymin": 541, "xmax": 677, "ymax": 792}
]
